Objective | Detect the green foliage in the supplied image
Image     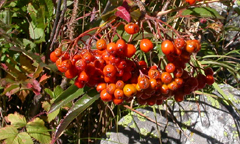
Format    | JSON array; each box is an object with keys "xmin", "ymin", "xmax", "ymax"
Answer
[
  {"xmin": 181, "ymin": 7, "xmax": 224, "ymax": 19},
  {"xmin": 0, "ymin": 0, "xmax": 240, "ymax": 143},
  {"xmin": 0, "ymin": 113, "xmax": 50, "ymax": 144}
]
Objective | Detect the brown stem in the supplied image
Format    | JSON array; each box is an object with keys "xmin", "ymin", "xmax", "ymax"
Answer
[
  {"xmin": 123, "ymin": 105, "xmax": 163, "ymax": 127},
  {"xmin": 69, "ymin": 0, "xmax": 79, "ymax": 40}
]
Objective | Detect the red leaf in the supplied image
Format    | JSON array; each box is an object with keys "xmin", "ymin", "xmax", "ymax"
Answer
[
  {"xmin": 115, "ymin": 6, "xmax": 131, "ymax": 22},
  {"xmin": 39, "ymin": 74, "xmax": 50, "ymax": 83},
  {"xmin": 26, "ymin": 79, "xmax": 41, "ymax": 95},
  {"xmin": 0, "ymin": 63, "xmax": 8, "ymax": 70}
]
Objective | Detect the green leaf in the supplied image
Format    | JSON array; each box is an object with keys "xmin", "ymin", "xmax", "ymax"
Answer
[
  {"xmin": 43, "ymin": 0, "xmax": 54, "ymax": 18},
  {"xmin": 4, "ymin": 132, "xmax": 33, "ymax": 144},
  {"xmin": 6, "ymin": 112, "xmax": 27, "ymax": 128},
  {"xmin": 49, "ymin": 84, "xmax": 83, "ymax": 113},
  {"xmin": 26, "ymin": 118, "xmax": 51, "ymax": 144},
  {"xmin": 1, "ymin": 84, "xmax": 19, "ymax": 96},
  {"xmin": 42, "ymin": 101, "xmax": 60, "ymax": 123},
  {"xmin": 54, "ymin": 85, "xmax": 63, "ymax": 98},
  {"xmin": 53, "ymin": 94, "xmax": 99, "ymax": 140},
  {"xmin": 181, "ymin": 7, "xmax": 224, "ymax": 19},
  {"xmin": 0, "ymin": 126, "xmax": 18, "ymax": 140},
  {"xmin": 44, "ymin": 88, "xmax": 54, "ymax": 98},
  {"xmin": 224, "ymin": 25, "xmax": 240, "ymax": 32},
  {"xmin": 47, "ymin": 109, "xmax": 60, "ymax": 123},
  {"xmin": 29, "ymin": 22, "xmax": 45, "ymax": 40}
]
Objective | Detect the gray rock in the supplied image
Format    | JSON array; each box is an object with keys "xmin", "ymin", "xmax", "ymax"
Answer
[{"xmin": 100, "ymin": 84, "xmax": 240, "ymax": 144}]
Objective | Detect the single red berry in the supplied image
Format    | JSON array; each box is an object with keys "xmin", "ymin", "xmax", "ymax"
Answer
[
  {"xmin": 100, "ymin": 89, "xmax": 113, "ymax": 102},
  {"xmin": 124, "ymin": 23, "xmax": 140, "ymax": 34},
  {"xmin": 140, "ymin": 39, "xmax": 154, "ymax": 53},
  {"xmin": 124, "ymin": 44, "xmax": 136, "ymax": 58},
  {"xmin": 96, "ymin": 83, "xmax": 107, "ymax": 93},
  {"xmin": 96, "ymin": 39, "xmax": 107, "ymax": 51},
  {"xmin": 103, "ymin": 64, "xmax": 117, "ymax": 78},
  {"xmin": 186, "ymin": 0, "xmax": 196, "ymax": 5},
  {"xmin": 107, "ymin": 42, "xmax": 118, "ymax": 55},
  {"xmin": 205, "ymin": 75, "xmax": 215, "ymax": 85},
  {"xmin": 161, "ymin": 40, "xmax": 175, "ymax": 55},
  {"xmin": 165, "ymin": 63, "xmax": 176, "ymax": 73},
  {"xmin": 161, "ymin": 72, "xmax": 172, "ymax": 84},
  {"xmin": 174, "ymin": 38, "xmax": 186, "ymax": 50},
  {"xmin": 204, "ymin": 67, "xmax": 214, "ymax": 76}
]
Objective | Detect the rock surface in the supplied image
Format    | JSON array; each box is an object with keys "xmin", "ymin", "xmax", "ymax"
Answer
[{"xmin": 100, "ymin": 84, "xmax": 240, "ymax": 144}]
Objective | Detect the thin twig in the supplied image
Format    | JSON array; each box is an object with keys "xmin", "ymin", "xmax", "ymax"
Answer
[
  {"xmin": 123, "ymin": 105, "xmax": 163, "ymax": 127},
  {"xmin": 50, "ymin": 0, "xmax": 67, "ymax": 51},
  {"xmin": 49, "ymin": 0, "xmax": 62, "ymax": 51},
  {"xmin": 69, "ymin": 0, "xmax": 79, "ymax": 40}
]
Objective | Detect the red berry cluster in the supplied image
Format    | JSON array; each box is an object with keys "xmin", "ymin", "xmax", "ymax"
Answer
[{"xmin": 50, "ymin": 23, "xmax": 214, "ymax": 106}]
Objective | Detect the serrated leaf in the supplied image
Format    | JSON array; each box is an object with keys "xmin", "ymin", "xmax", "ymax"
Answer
[
  {"xmin": 0, "ymin": 126, "xmax": 18, "ymax": 140},
  {"xmin": 115, "ymin": 6, "xmax": 131, "ymax": 22},
  {"xmin": 4, "ymin": 132, "xmax": 33, "ymax": 144},
  {"xmin": 42, "ymin": 101, "xmax": 60, "ymax": 123},
  {"xmin": 181, "ymin": 7, "xmax": 224, "ymax": 19},
  {"xmin": 26, "ymin": 118, "xmax": 51, "ymax": 144},
  {"xmin": 52, "ymin": 94, "xmax": 99, "ymax": 140},
  {"xmin": 47, "ymin": 108, "xmax": 60, "ymax": 123},
  {"xmin": 42, "ymin": 101, "xmax": 51, "ymax": 112},
  {"xmin": 5, "ymin": 112, "xmax": 26, "ymax": 128}
]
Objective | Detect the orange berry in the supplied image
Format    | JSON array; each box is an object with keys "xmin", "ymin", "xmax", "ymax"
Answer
[
  {"xmin": 50, "ymin": 52, "xmax": 59, "ymax": 63},
  {"xmin": 96, "ymin": 39, "xmax": 107, "ymax": 51},
  {"xmin": 124, "ymin": 23, "xmax": 140, "ymax": 34},
  {"xmin": 161, "ymin": 72, "xmax": 172, "ymax": 84},
  {"xmin": 54, "ymin": 48, "xmax": 62, "ymax": 57},
  {"xmin": 161, "ymin": 40, "xmax": 175, "ymax": 55},
  {"xmin": 107, "ymin": 42, "xmax": 117, "ymax": 55},
  {"xmin": 114, "ymin": 89, "xmax": 124, "ymax": 99},
  {"xmin": 113, "ymin": 98, "xmax": 124, "ymax": 105},
  {"xmin": 167, "ymin": 81, "xmax": 178, "ymax": 91},
  {"xmin": 116, "ymin": 39, "xmax": 127, "ymax": 54},
  {"xmin": 100, "ymin": 89, "xmax": 113, "ymax": 102},
  {"xmin": 173, "ymin": 67, "xmax": 183, "ymax": 78},
  {"xmin": 160, "ymin": 84, "xmax": 169, "ymax": 94},
  {"xmin": 165, "ymin": 63, "xmax": 176, "ymax": 73},
  {"xmin": 65, "ymin": 66, "xmax": 78, "ymax": 79},
  {"xmin": 96, "ymin": 83, "xmax": 107, "ymax": 93},
  {"xmin": 116, "ymin": 80, "xmax": 125, "ymax": 89},
  {"xmin": 123, "ymin": 84, "xmax": 137, "ymax": 97},
  {"xmin": 137, "ymin": 75, "xmax": 150, "ymax": 90},
  {"xmin": 140, "ymin": 39, "xmax": 154, "ymax": 53},
  {"xmin": 124, "ymin": 44, "xmax": 136, "ymax": 58},
  {"xmin": 106, "ymin": 83, "xmax": 116, "ymax": 95},
  {"xmin": 74, "ymin": 79, "xmax": 85, "ymax": 88},
  {"xmin": 148, "ymin": 69, "xmax": 161, "ymax": 79},
  {"xmin": 174, "ymin": 38, "xmax": 186, "ymax": 50},
  {"xmin": 103, "ymin": 64, "xmax": 117, "ymax": 78}
]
